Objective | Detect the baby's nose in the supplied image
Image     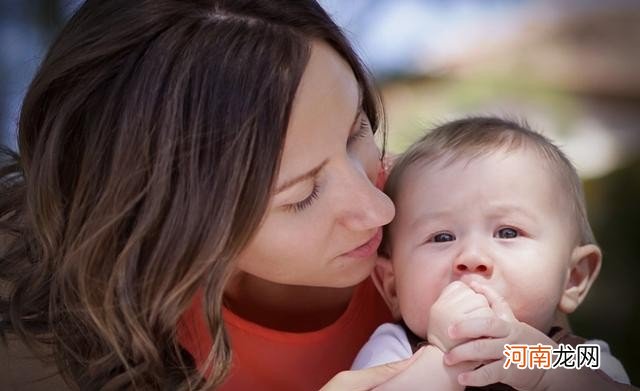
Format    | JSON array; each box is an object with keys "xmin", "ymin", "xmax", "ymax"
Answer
[{"xmin": 453, "ymin": 251, "xmax": 493, "ymax": 276}]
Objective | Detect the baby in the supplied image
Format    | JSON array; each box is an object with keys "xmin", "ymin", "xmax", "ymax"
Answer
[{"xmin": 353, "ymin": 117, "xmax": 631, "ymax": 390}]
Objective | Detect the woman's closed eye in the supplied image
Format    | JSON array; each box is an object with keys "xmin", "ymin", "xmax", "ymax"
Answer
[
  {"xmin": 284, "ymin": 114, "xmax": 372, "ymax": 214},
  {"xmin": 284, "ymin": 182, "xmax": 320, "ymax": 213}
]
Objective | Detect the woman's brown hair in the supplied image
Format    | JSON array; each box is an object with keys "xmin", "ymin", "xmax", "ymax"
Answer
[{"xmin": 0, "ymin": 0, "xmax": 384, "ymax": 389}]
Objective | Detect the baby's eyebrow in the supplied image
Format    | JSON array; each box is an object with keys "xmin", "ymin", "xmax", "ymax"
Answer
[
  {"xmin": 488, "ymin": 204, "xmax": 539, "ymax": 222},
  {"xmin": 410, "ymin": 211, "xmax": 452, "ymax": 230}
]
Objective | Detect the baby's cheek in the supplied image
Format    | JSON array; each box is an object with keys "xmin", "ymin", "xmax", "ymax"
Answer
[
  {"xmin": 398, "ymin": 287, "xmax": 438, "ymax": 339},
  {"xmin": 510, "ymin": 288, "xmax": 559, "ymax": 331},
  {"xmin": 502, "ymin": 257, "xmax": 566, "ymax": 330}
]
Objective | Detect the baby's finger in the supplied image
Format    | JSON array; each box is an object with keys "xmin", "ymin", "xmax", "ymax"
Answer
[
  {"xmin": 449, "ymin": 316, "xmax": 510, "ymax": 340},
  {"xmin": 439, "ymin": 280, "xmax": 469, "ymax": 300},
  {"xmin": 444, "ymin": 338, "xmax": 506, "ymax": 365},
  {"xmin": 468, "ymin": 282, "xmax": 515, "ymax": 321},
  {"xmin": 461, "ymin": 294, "xmax": 491, "ymax": 314},
  {"xmin": 457, "ymin": 360, "xmax": 506, "ymax": 387}
]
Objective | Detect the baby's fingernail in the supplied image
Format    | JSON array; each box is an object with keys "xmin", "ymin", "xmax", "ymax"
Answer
[{"xmin": 447, "ymin": 325, "xmax": 456, "ymax": 338}]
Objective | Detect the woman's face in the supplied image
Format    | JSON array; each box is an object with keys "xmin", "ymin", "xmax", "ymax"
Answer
[{"xmin": 234, "ymin": 40, "xmax": 395, "ymax": 288}]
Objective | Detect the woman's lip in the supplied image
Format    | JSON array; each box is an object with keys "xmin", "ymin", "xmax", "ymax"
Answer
[{"xmin": 343, "ymin": 228, "xmax": 383, "ymax": 258}]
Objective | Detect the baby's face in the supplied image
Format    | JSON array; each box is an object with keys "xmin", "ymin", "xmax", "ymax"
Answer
[{"xmin": 389, "ymin": 148, "xmax": 577, "ymax": 338}]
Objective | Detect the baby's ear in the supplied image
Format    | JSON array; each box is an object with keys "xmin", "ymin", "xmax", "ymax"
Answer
[
  {"xmin": 372, "ymin": 255, "xmax": 401, "ymax": 320},
  {"xmin": 559, "ymin": 244, "xmax": 602, "ymax": 314}
]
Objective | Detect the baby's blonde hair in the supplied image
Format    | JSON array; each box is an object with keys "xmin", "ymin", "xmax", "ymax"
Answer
[{"xmin": 382, "ymin": 116, "xmax": 595, "ymax": 255}]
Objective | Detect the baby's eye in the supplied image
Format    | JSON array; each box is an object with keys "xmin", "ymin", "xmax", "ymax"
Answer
[
  {"xmin": 430, "ymin": 232, "xmax": 456, "ymax": 243},
  {"xmin": 496, "ymin": 227, "xmax": 518, "ymax": 239}
]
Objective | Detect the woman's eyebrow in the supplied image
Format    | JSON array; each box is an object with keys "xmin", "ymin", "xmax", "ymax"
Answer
[{"xmin": 275, "ymin": 159, "xmax": 328, "ymax": 194}]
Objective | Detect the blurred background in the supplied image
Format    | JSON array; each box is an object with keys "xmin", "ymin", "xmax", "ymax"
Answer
[{"xmin": 1, "ymin": 0, "xmax": 638, "ymax": 385}]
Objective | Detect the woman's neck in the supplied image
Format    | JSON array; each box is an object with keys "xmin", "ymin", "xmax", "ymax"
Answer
[{"xmin": 224, "ymin": 272, "xmax": 357, "ymax": 332}]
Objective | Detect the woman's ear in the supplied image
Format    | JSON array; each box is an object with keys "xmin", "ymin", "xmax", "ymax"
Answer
[
  {"xmin": 371, "ymin": 255, "xmax": 401, "ymax": 320},
  {"xmin": 559, "ymin": 244, "xmax": 602, "ymax": 314}
]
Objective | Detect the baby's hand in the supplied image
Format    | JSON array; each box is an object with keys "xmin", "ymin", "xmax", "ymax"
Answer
[
  {"xmin": 427, "ymin": 281, "xmax": 495, "ymax": 352},
  {"xmin": 444, "ymin": 282, "xmax": 557, "ymax": 390}
]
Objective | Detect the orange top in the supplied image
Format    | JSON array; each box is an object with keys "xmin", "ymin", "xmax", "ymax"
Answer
[{"xmin": 178, "ymin": 277, "xmax": 392, "ymax": 390}]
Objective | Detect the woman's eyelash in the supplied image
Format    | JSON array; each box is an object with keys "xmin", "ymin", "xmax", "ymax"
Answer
[
  {"xmin": 347, "ymin": 117, "xmax": 371, "ymax": 144},
  {"xmin": 286, "ymin": 183, "xmax": 320, "ymax": 213}
]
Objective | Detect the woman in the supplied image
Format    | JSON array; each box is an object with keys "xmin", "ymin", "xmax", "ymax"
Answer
[{"xmin": 0, "ymin": 0, "xmax": 407, "ymax": 389}]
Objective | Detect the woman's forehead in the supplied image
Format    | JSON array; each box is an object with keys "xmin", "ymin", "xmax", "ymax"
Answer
[{"xmin": 276, "ymin": 41, "xmax": 361, "ymax": 187}]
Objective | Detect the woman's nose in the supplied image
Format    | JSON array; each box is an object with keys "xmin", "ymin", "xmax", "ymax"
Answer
[{"xmin": 336, "ymin": 162, "xmax": 395, "ymax": 231}]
